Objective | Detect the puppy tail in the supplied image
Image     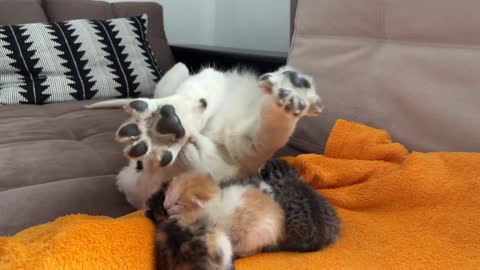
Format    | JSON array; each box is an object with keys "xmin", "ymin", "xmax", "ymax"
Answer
[{"xmin": 84, "ymin": 99, "xmax": 133, "ymax": 109}]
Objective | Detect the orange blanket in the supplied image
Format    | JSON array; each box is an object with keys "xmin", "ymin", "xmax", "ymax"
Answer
[{"xmin": 1, "ymin": 120, "xmax": 479, "ymax": 269}]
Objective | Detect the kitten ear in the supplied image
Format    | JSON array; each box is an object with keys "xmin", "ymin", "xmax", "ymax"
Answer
[{"xmin": 192, "ymin": 196, "xmax": 206, "ymax": 208}]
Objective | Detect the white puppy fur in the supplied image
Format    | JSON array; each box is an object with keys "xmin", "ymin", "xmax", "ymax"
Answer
[{"xmin": 88, "ymin": 62, "xmax": 322, "ymax": 209}]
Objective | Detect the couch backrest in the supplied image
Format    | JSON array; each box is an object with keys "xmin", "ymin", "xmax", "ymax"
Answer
[
  {"xmin": 287, "ymin": 0, "xmax": 480, "ymax": 153},
  {"xmin": 290, "ymin": 0, "xmax": 297, "ymax": 42},
  {"xmin": 0, "ymin": 0, "xmax": 174, "ymax": 72}
]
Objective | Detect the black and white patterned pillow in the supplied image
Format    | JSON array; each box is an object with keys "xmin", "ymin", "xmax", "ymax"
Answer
[{"xmin": 0, "ymin": 14, "xmax": 161, "ymax": 105}]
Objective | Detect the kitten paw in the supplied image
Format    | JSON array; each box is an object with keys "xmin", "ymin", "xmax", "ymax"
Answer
[
  {"xmin": 146, "ymin": 188, "xmax": 168, "ymax": 224},
  {"xmin": 259, "ymin": 159, "xmax": 291, "ymax": 179},
  {"xmin": 259, "ymin": 67, "xmax": 323, "ymax": 117}
]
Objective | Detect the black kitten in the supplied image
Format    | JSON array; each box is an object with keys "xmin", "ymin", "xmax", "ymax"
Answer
[{"xmin": 259, "ymin": 159, "xmax": 341, "ymax": 252}]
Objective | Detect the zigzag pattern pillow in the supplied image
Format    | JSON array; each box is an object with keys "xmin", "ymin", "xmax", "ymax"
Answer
[{"xmin": 0, "ymin": 14, "xmax": 161, "ymax": 105}]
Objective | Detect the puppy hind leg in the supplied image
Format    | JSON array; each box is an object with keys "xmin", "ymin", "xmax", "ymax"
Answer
[
  {"xmin": 118, "ymin": 72, "xmax": 216, "ymax": 166},
  {"xmin": 86, "ymin": 63, "xmax": 190, "ymax": 109},
  {"xmin": 154, "ymin": 62, "xmax": 190, "ymax": 98},
  {"xmin": 223, "ymin": 100, "xmax": 297, "ymax": 176},
  {"xmin": 116, "ymin": 96, "xmax": 184, "ymax": 160}
]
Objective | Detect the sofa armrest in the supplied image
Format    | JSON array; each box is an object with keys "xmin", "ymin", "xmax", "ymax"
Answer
[{"xmin": 170, "ymin": 44, "xmax": 288, "ymax": 74}]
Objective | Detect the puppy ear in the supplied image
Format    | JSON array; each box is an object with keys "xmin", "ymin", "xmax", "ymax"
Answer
[
  {"xmin": 258, "ymin": 73, "xmax": 274, "ymax": 93},
  {"xmin": 307, "ymin": 98, "xmax": 324, "ymax": 116},
  {"xmin": 192, "ymin": 196, "xmax": 206, "ymax": 208}
]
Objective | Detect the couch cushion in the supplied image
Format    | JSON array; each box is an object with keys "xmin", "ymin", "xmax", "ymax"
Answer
[
  {"xmin": 0, "ymin": 100, "xmax": 134, "ymax": 234},
  {"xmin": 0, "ymin": 175, "xmax": 134, "ymax": 236},
  {"xmin": 45, "ymin": 0, "xmax": 175, "ymax": 73},
  {"xmin": 0, "ymin": 0, "xmax": 175, "ymax": 77},
  {"xmin": 287, "ymin": 0, "xmax": 480, "ymax": 153},
  {"xmin": 0, "ymin": 15, "xmax": 161, "ymax": 105},
  {"xmin": 0, "ymin": 0, "xmax": 47, "ymax": 25}
]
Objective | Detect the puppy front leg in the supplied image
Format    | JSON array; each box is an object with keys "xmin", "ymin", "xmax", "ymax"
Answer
[{"xmin": 230, "ymin": 97, "xmax": 298, "ymax": 174}]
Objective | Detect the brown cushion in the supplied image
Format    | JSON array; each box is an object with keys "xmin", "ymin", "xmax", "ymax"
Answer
[
  {"xmin": 44, "ymin": 0, "xmax": 175, "ymax": 73},
  {"xmin": 0, "ymin": 100, "xmax": 134, "ymax": 234},
  {"xmin": 287, "ymin": 0, "xmax": 480, "ymax": 153},
  {"xmin": 0, "ymin": 0, "xmax": 47, "ymax": 25}
]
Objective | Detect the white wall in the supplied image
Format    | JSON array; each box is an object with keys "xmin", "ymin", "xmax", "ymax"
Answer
[
  {"xmin": 103, "ymin": 0, "xmax": 290, "ymax": 52},
  {"xmin": 213, "ymin": 0, "xmax": 290, "ymax": 52},
  {"xmin": 156, "ymin": 0, "xmax": 217, "ymax": 47}
]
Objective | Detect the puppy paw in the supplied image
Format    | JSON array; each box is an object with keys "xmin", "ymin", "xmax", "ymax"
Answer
[
  {"xmin": 153, "ymin": 105, "xmax": 186, "ymax": 139},
  {"xmin": 115, "ymin": 98, "xmax": 193, "ymax": 166},
  {"xmin": 259, "ymin": 67, "xmax": 323, "ymax": 117},
  {"xmin": 146, "ymin": 188, "xmax": 168, "ymax": 224},
  {"xmin": 114, "ymin": 116, "xmax": 148, "ymax": 158},
  {"xmin": 118, "ymin": 98, "xmax": 187, "ymax": 139}
]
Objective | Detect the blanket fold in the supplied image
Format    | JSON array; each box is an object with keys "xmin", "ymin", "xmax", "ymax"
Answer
[{"xmin": 1, "ymin": 119, "xmax": 479, "ymax": 269}]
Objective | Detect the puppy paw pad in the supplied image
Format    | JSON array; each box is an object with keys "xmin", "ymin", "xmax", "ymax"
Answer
[
  {"xmin": 117, "ymin": 123, "xmax": 141, "ymax": 138},
  {"xmin": 129, "ymin": 100, "xmax": 149, "ymax": 113},
  {"xmin": 282, "ymin": 70, "xmax": 311, "ymax": 88},
  {"xmin": 155, "ymin": 105, "xmax": 186, "ymax": 139},
  {"xmin": 159, "ymin": 150, "xmax": 173, "ymax": 167},
  {"xmin": 127, "ymin": 140, "xmax": 149, "ymax": 158},
  {"xmin": 200, "ymin": 98, "xmax": 208, "ymax": 109},
  {"xmin": 278, "ymin": 88, "xmax": 291, "ymax": 99}
]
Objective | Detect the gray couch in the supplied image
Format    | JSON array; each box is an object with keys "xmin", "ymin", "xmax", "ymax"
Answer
[
  {"xmin": 0, "ymin": 0, "xmax": 292, "ymax": 235},
  {"xmin": 0, "ymin": 0, "xmax": 175, "ymax": 235},
  {"xmin": 288, "ymin": 0, "xmax": 480, "ymax": 154},
  {"xmin": 2, "ymin": 0, "xmax": 479, "ymax": 236}
]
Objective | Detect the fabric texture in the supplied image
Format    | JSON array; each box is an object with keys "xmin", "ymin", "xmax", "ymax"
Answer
[
  {"xmin": 287, "ymin": 0, "xmax": 480, "ymax": 153},
  {"xmin": 0, "ymin": 211, "xmax": 154, "ymax": 270},
  {"xmin": 2, "ymin": 120, "xmax": 479, "ymax": 269},
  {"xmin": 0, "ymin": 100, "xmax": 134, "ymax": 235},
  {"xmin": 0, "ymin": 0, "xmax": 47, "ymax": 26},
  {"xmin": 0, "ymin": 14, "xmax": 161, "ymax": 104},
  {"xmin": 44, "ymin": 0, "xmax": 175, "ymax": 73}
]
